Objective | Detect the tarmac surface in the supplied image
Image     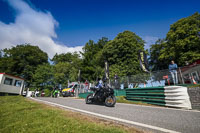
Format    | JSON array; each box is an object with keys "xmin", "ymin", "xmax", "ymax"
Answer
[{"xmin": 32, "ymin": 97, "xmax": 200, "ymax": 133}]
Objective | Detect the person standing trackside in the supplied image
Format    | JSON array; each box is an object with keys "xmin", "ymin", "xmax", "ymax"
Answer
[
  {"xmin": 114, "ymin": 74, "xmax": 119, "ymax": 89},
  {"xmin": 84, "ymin": 80, "xmax": 89, "ymax": 92},
  {"xmin": 169, "ymin": 60, "xmax": 178, "ymax": 85}
]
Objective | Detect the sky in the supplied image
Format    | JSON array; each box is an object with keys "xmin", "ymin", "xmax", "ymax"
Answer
[{"xmin": 0, "ymin": 0, "xmax": 199, "ymax": 58}]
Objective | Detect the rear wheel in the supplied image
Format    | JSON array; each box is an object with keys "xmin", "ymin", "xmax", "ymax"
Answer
[
  {"xmin": 85, "ymin": 94, "xmax": 93, "ymax": 104},
  {"xmin": 105, "ymin": 96, "xmax": 116, "ymax": 107}
]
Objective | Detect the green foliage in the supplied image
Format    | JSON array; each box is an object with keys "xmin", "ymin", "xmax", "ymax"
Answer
[
  {"xmin": 149, "ymin": 39, "xmax": 166, "ymax": 70},
  {"xmin": 33, "ymin": 63, "xmax": 54, "ymax": 87},
  {"xmin": 54, "ymin": 62, "xmax": 71, "ymax": 85},
  {"xmin": 150, "ymin": 12, "xmax": 200, "ymax": 70},
  {"xmin": 81, "ymin": 37, "xmax": 109, "ymax": 81},
  {"xmin": 43, "ymin": 89, "xmax": 52, "ymax": 97},
  {"xmin": 52, "ymin": 52, "xmax": 80, "ymax": 65},
  {"xmin": 51, "ymin": 52, "xmax": 82, "ymax": 85},
  {"xmin": 0, "ymin": 44, "xmax": 48, "ymax": 86},
  {"xmin": 116, "ymin": 96, "xmax": 150, "ymax": 106},
  {"xmin": 103, "ymin": 31, "xmax": 145, "ymax": 77}
]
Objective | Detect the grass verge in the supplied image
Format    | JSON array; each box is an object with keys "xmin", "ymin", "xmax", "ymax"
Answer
[
  {"xmin": 0, "ymin": 96, "xmax": 143, "ymax": 133},
  {"xmin": 78, "ymin": 96, "xmax": 152, "ymax": 106},
  {"xmin": 116, "ymin": 96, "xmax": 153, "ymax": 106}
]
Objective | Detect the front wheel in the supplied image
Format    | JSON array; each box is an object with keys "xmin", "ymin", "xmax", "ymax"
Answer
[
  {"xmin": 105, "ymin": 96, "xmax": 116, "ymax": 107},
  {"xmin": 85, "ymin": 94, "xmax": 93, "ymax": 104}
]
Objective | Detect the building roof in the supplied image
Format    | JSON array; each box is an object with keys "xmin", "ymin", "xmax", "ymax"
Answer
[
  {"xmin": 181, "ymin": 59, "xmax": 200, "ymax": 73},
  {"xmin": 0, "ymin": 73, "xmax": 24, "ymax": 80}
]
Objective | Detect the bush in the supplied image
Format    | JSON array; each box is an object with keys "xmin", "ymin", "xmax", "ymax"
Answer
[{"xmin": 43, "ymin": 89, "xmax": 52, "ymax": 97}]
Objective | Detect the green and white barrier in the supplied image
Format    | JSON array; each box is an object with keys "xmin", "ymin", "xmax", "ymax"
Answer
[
  {"xmin": 126, "ymin": 86, "xmax": 192, "ymax": 109},
  {"xmin": 164, "ymin": 86, "xmax": 191, "ymax": 109}
]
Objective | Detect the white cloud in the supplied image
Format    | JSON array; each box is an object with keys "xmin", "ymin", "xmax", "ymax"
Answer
[
  {"xmin": 0, "ymin": 0, "xmax": 83, "ymax": 58},
  {"xmin": 143, "ymin": 36, "xmax": 158, "ymax": 50}
]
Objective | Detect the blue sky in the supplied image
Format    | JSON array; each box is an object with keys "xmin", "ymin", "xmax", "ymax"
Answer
[{"xmin": 0, "ymin": 0, "xmax": 199, "ymax": 58}]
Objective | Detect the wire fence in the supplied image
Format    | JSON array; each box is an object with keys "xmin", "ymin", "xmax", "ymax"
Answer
[
  {"xmin": 26, "ymin": 64, "xmax": 200, "ymax": 97},
  {"xmin": 109, "ymin": 64, "xmax": 200, "ymax": 89},
  {"xmin": 77, "ymin": 64, "xmax": 200, "ymax": 93}
]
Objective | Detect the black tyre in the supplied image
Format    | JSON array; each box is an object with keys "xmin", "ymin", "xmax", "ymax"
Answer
[
  {"xmin": 105, "ymin": 96, "xmax": 116, "ymax": 107},
  {"xmin": 85, "ymin": 94, "xmax": 93, "ymax": 104}
]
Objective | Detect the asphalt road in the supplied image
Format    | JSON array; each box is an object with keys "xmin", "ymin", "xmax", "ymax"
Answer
[{"xmin": 32, "ymin": 97, "xmax": 200, "ymax": 133}]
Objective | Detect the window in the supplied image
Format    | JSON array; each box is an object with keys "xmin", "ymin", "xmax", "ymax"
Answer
[
  {"xmin": 14, "ymin": 80, "xmax": 22, "ymax": 87},
  {"xmin": 4, "ymin": 77, "xmax": 13, "ymax": 85}
]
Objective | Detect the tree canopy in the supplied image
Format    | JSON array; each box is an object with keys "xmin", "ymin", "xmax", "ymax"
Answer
[
  {"xmin": 52, "ymin": 52, "xmax": 82, "ymax": 84},
  {"xmin": 0, "ymin": 44, "xmax": 48, "ymax": 86},
  {"xmin": 103, "ymin": 31, "xmax": 145, "ymax": 77},
  {"xmin": 81, "ymin": 37, "xmax": 109, "ymax": 81},
  {"xmin": 33, "ymin": 63, "xmax": 54, "ymax": 87},
  {"xmin": 150, "ymin": 12, "xmax": 200, "ymax": 70}
]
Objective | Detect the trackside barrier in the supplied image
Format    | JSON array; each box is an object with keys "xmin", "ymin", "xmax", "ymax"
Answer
[
  {"xmin": 126, "ymin": 86, "xmax": 192, "ymax": 109},
  {"xmin": 114, "ymin": 90, "xmax": 126, "ymax": 96},
  {"xmin": 79, "ymin": 92, "xmax": 93, "ymax": 98}
]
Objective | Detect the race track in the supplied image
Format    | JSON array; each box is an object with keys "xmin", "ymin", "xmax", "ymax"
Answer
[{"xmin": 31, "ymin": 97, "xmax": 200, "ymax": 133}]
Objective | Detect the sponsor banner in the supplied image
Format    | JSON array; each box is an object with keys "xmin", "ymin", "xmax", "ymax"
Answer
[
  {"xmin": 138, "ymin": 50, "xmax": 149, "ymax": 72},
  {"xmin": 105, "ymin": 61, "xmax": 109, "ymax": 79}
]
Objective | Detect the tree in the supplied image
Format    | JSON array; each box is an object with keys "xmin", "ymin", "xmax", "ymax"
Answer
[
  {"xmin": 81, "ymin": 37, "xmax": 109, "ymax": 81},
  {"xmin": 0, "ymin": 44, "xmax": 48, "ymax": 86},
  {"xmin": 54, "ymin": 62, "xmax": 71, "ymax": 86},
  {"xmin": 52, "ymin": 52, "xmax": 80, "ymax": 65},
  {"xmin": 103, "ymin": 31, "xmax": 145, "ymax": 77},
  {"xmin": 52, "ymin": 52, "xmax": 82, "ymax": 83},
  {"xmin": 159, "ymin": 12, "xmax": 200, "ymax": 66},
  {"xmin": 149, "ymin": 39, "xmax": 166, "ymax": 70},
  {"xmin": 32, "ymin": 63, "xmax": 54, "ymax": 87}
]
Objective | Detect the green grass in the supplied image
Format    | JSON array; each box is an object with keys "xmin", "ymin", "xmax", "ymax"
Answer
[
  {"xmin": 116, "ymin": 96, "xmax": 152, "ymax": 106},
  {"xmin": 188, "ymin": 84, "xmax": 200, "ymax": 88},
  {"xmin": 0, "ymin": 96, "xmax": 142, "ymax": 133},
  {"xmin": 78, "ymin": 95, "xmax": 152, "ymax": 106}
]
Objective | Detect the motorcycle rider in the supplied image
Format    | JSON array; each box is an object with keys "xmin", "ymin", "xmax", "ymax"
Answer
[
  {"xmin": 85, "ymin": 76, "xmax": 116, "ymax": 107},
  {"xmin": 53, "ymin": 87, "xmax": 59, "ymax": 98},
  {"xmin": 94, "ymin": 78, "xmax": 104, "ymax": 99},
  {"xmin": 95, "ymin": 78, "xmax": 103, "ymax": 88},
  {"xmin": 35, "ymin": 89, "xmax": 39, "ymax": 97}
]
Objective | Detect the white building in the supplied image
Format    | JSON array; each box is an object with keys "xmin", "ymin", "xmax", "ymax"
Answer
[{"xmin": 0, "ymin": 73, "xmax": 25, "ymax": 95}]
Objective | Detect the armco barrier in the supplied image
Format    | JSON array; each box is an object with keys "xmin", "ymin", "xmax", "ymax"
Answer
[
  {"xmin": 114, "ymin": 90, "xmax": 126, "ymax": 96},
  {"xmin": 78, "ymin": 92, "xmax": 93, "ymax": 98},
  {"xmin": 126, "ymin": 86, "xmax": 192, "ymax": 109}
]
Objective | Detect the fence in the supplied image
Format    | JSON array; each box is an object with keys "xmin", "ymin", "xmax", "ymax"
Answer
[
  {"xmin": 74, "ymin": 64, "xmax": 200, "ymax": 94},
  {"xmin": 109, "ymin": 64, "xmax": 200, "ymax": 89}
]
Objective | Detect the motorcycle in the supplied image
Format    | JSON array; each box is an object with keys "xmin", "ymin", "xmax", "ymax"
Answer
[
  {"xmin": 52, "ymin": 89, "xmax": 59, "ymax": 98},
  {"xmin": 85, "ymin": 85, "xmax": 116, "ymax": 107}
]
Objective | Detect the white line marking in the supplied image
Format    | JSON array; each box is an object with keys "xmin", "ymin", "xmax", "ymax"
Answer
[{"xmin": 30, "ymin": 97, "xmax": 180, "ymax": 133}]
